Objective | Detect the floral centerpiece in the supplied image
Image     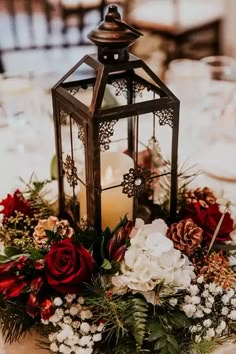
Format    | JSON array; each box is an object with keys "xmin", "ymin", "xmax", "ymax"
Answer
[{"xmin": 0, "ymin": 182, "xmax": 235, "ymax": 354}]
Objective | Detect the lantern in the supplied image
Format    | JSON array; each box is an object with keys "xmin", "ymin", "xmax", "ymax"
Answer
[{"xmin": 52, "ymin": 5, "xmax": 179, "ymax": 232}]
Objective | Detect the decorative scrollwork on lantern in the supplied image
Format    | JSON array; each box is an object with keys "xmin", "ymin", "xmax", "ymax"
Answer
[
  {"xmin": 68, "ymin": 88, "xmax": 80, "ymax": 96},
  {"xmin": 154, "ymin": 108, "xmax": 174, "ymax": 128},
  {"xmin": 99, "ymin": 120, "xmax": 117, "ymax": 151},
  {"xmin": 121, "ymin": 167, "xmax": 152, "ymax": 197},
  {"xmin": 63, "ymin": 155, "xmax": 79, "ymax": 187},
  {"xmin": 77, "ymin": 123, "xmax": 85, "ymax": 145},
  {"xmin": 112, "ymin": 79, "xmax": 145, "ymax": 98},
  {"xmin": 60, "ymin": 109, "xmax": 69, "ymax": 125},
  {"xmin": 133, "ymin": 80, "xmax": 146, "ymax": 97},
  {"xmin": 112, "ymin": 79, "xmax": 127, "ymax": 96}
]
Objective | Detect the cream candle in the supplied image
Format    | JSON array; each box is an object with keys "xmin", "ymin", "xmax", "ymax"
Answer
[{"xmin": 80, "ymin": 152, "xmax": 134, "ymax": 230}]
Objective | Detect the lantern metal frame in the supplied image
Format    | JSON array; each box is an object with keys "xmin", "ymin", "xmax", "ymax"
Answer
[{"xmin": 52, "ymin": 5, "xmax": 180, "ymax": 232}]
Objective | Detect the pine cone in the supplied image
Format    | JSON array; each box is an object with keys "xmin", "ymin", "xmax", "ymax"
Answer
[
  {"xmin": 167, "ymin": 218, "xmax": 203, "ymax": 255},
  {"xmin": 33, "ymin": 216, "xmax": 74, "ymax": 248},
  {"xmin": 184, "ymin": 187, "xmax": 216, "ymax": 208}
]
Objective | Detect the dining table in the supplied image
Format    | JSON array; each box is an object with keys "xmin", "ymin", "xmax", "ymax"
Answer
[{"xmin": 0, "ymin": 73, "xmax": 236, "ymax": 354}]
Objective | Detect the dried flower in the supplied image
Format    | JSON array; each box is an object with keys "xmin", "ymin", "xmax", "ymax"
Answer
[
  {"xmin": 197, "ymin": 251, "xmax": 236, "ymax": 289},
  {"xmin": 33, "ymin": 216, "xmax": 74, "ymax": 248}
]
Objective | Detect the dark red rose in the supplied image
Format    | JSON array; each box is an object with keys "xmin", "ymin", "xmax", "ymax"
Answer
[
  {"xmin": 40, "ymin": 299, "xmax": 53, "ymax": 320},
  {"xmin": 184, "ymin": 202, "xmax": 233, "ymax": 243},
  {"xmin": 45, "ymin": 238, "xmax": 94, "ymax": 293},
  {"xmin": 0, "ymin": 189, "xmax": 31, "ymax": 219}
]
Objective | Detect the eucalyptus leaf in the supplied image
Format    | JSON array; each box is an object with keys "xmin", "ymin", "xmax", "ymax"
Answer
[
  {"xmin": 4, "ymin": 246, "xmax": 22, "ymax": 258},
  {"xmin": 101, "ymin": 259, "xmax": 112, "ymax": 270},
  {"xmin": 0, "ymin": 255, "xmax": 10, "ymax": 263},
  {"xmin": 29, "ymin": 248, "xmax": 44, "ymax": 260}
]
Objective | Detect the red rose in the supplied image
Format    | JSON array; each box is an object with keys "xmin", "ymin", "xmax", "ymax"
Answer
[
  {"xmin": 0, "ymin": 189, "xmax": 31, "ymax": 219},
  {"xmin": 45, "ymin": 239, "xmax": 94, "ymax": 293},
  {"xmin": 185, "ymin": 202, "xmax": 233, "ymax": 243}
]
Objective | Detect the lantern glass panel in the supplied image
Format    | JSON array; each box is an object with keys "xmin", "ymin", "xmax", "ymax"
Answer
[
  {"xmin": 59, "ymin": 107, "xmax": 86, "ymax": 222},
  {"xmin": 63, "ymin": 62, "xmax": 97, "ymax": 82}
]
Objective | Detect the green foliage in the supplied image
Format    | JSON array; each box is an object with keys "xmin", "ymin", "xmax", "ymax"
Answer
[
  {"xmin": 21, "ymin": 176, "xmax": 52, "ymax": 218},
  {"xmin": 0, "ymin": 295, "xmax": 34, "ymax": 343},
  {"xmin": 124, "ymin": 298, "xmax": 148, "ymax": 347},
  {"xmin": 4, "ymin": 246, "xmax": 22, "ymax": 257},
  {"xmin": 187, "ymin": 339, "xmax": 219, "ymax": 354},
  {"xmin": 84, "ymin": 278, "xmax": 148, "ymax": 351},
  {"xmin": 147, "ymin": 311, "xmax": 191, "ymax": 354},
  {"xmin": 50, "ymin": 154, "xmax": 58, "ymax": 180}
]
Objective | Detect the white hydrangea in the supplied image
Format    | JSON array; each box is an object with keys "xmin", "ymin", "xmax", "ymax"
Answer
[{"xmin": 112, "ymin": 219, "xmax": 195, "ymax": 302}]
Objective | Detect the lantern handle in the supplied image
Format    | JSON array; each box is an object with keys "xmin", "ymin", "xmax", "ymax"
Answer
[{"xmin": 113, "ymin": 18, "xmax": 143, "ymax": 38}]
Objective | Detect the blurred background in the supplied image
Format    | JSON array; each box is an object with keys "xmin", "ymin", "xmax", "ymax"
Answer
[{"xmin": 0, "ymin": 0, "xmax": 236, "ymax": 201}]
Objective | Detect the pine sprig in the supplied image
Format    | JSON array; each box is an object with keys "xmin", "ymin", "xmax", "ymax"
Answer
[
  {"xmin": 84, "ymin": 278, "xmax": 148, "ymax": 349},
  {"xmin": 187, "ymin": 338, "xmax": 219, "ymax": 354},
  {"xmin": 0, "ymin": 295, "xmax": 34, "ymax": 343},
  {"xmin": 20, "ymin": 176, "xmax": 52, "ymax": 218}
]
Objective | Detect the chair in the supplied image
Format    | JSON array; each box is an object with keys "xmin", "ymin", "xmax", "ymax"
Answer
[
  {"xmin": 59, "ymin": 0, "xmax": 104, "ymax": 44},
  {"xmin": 0, "ymin": 0, "xmax": 105, "ymax": 73},
  {"xmin": 127, "ymin": 0, "xmax": 224, "ymax": 62}
]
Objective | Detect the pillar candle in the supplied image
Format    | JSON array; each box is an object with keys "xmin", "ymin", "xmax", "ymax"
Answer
[{"xmin": 80, "ymin": 151, "xmax": 134, "ymax": 230}]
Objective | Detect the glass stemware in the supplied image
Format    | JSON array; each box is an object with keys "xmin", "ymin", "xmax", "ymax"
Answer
[
  {"xmin": 0, "ymin": 75, "xmax": 36, "ymax": 152},
  {"xmin": 198, "ymin": 56, "xmax": 236, "ymax": 182}
]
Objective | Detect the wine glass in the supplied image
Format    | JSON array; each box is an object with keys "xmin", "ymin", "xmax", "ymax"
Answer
[{"xmin": 198, "ymin": 56, "xmax": 236, "ymax": 182}]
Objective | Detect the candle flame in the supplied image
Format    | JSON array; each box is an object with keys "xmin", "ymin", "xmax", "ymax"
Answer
[{"xmin": 104, "ymin": 166, "xmax": 113, "ymax": 185}]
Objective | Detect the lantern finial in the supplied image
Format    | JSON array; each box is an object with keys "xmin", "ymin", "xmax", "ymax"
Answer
[{"xmin": 87, "ymin": 5, "xmax": 143, "ymax": 63}]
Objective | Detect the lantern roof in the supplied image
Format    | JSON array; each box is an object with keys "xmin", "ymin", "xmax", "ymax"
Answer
[
  {"xmin": 52, "ymin": 6, "xmax": 179, "ymax": 122},
  {"xmin": 88, "ymin": 5, "xmax": 142, "ymax": 63}
]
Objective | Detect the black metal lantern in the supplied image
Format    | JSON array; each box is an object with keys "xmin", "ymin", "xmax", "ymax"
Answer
[{"xmin": 52, "ymin": 5, "xmax": 179, "ymax": 232}]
